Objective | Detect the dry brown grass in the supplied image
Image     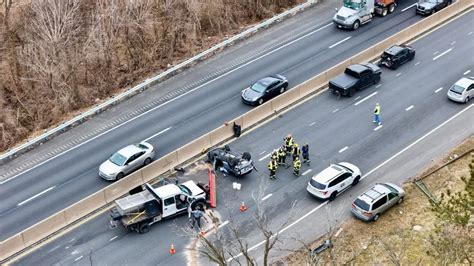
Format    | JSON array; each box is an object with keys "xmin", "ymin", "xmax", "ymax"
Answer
[{"xmin": 285, "ymin": 136, "xmax": 474, "ymax": 265}]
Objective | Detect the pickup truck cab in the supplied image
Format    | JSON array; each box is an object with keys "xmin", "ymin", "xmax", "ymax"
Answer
[
  {"xmin": 329, "ymin": 63, "xmax": 381, "ymax": 97},
  {"xmin": 110, "ymin": 181, "xmax": 208, "ymax": 233}
]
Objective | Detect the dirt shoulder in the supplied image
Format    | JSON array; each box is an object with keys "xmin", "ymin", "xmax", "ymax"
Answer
[{"xmin": 284, "ymin": 136, "xmax": 474, "ymax": 265}]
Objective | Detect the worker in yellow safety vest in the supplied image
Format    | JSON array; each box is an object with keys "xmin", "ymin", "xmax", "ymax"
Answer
[
  {"xmin": 373, "ymin": 103, "xmax": 381, "ymax": 126},
  {"xmin": 293, "ymin": 157, "xmax": 301, "ymax": 177},
  {"xmin": 268, "ymin": 159, "xmax": 277, "ymax": 180}
]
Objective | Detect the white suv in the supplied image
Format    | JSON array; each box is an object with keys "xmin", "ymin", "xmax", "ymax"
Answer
[{"xmin": 307, "ymin": 162, "xmax": 361, "ymax": 201}]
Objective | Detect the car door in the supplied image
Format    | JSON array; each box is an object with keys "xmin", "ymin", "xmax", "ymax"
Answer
[
  {"xmin": 386, "ymin": 192, "xmax": 399, "ymax": 209},
  {"xmin": 467, "ymin": 84, "xmax": 474, "ymax": 98},
  {"xmin": 162, "ymin": 196, "xmax": 177, "ymax": 218},
  {"xmin": 133, "ymin": 151, "xmax": 146, "ymax": 169},
  {"xmin": 336, "ymin": 173, "xmax": 352, "ymax": 190},
  {"xmin": 123, "ymin": 154, "xmax": 136, "ymax": 174},
  {"xmin": 371, "ymin": 195, "xmax": 388, "ymax": 214},
  {"xmin": 267, "ymin": 82, "xmax": 279, "ymax": 98},
  {"xmin": 360, "ymin": 70, "xmax": 372, "ymax": 89}
]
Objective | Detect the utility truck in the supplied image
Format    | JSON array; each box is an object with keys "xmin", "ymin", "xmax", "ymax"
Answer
[
  {"xmin": 333, "ymin": 0, "xmax": 397, "ymax": 30},
  {"xmin": 110, "ymin": 181, "xmax": 208, "ymax": 233}
]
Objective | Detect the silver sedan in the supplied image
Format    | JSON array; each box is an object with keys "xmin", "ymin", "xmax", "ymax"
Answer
[
  {"xmin": 447, "ymin": 77, "xmax": 474, "ymax": 103},
  {"xmin": 99, "ymin": 142, "xmax": 155, "ymax": 181}
]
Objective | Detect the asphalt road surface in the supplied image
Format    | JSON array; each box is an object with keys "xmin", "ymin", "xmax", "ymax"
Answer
[
  {"xmin": 0, "ymin": 0, "xmax": 427, "ymax": 240},
  {"xmin": 15, "ymin": 10, "xmax": 474, "ymax": 266}
]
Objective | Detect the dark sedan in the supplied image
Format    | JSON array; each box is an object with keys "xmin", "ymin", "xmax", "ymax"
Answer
[
  {"xmin": 379, "ymin": 45, "xmax": 415, "ymax": 70},
  {"xmin": 416, "ymin": 0, "xmax": 451, "ymax": 16},
  {"xmin": 241, "ymin": 74, "xmax": 288, "ymax": 105}
]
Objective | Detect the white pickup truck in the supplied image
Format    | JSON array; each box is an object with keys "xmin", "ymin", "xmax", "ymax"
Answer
[{"xmin": 110, "ymin": 180, "xmax": 208, "ymax": 233}]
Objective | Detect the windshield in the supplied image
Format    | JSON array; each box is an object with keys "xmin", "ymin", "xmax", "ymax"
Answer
[
  {"xmin": 354, "ymin": 198, "xmax": 370, "ymax": 211},
  {"xmin": 310, "ymin": 179, "xmax": 326, "ymax": 190},
  {"xmin": 343, "ymin": 0, "xmax": 363, "ymax": 9},
  {"xmin": 178, "ymin": 184, "xmax": 192, "ymax": 196},
  {"xmin": 450, "ymin": 85, "xmax": 465, "ymax": 94},
  {"xmin": 109, "ymin": 152, "xmax": 127, "ymax": 166},
  {"xmin": 422, "ymin": 0, "xmax": 438, "ymax": 4},
  {"xmin": 250, "ymin": 82, "xmax": 267, "ymax": 93}
]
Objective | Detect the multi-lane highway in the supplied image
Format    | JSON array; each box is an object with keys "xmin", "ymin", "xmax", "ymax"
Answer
[
  {"xmin": 0, "ymin": 0, "xmax": 429, "ymax": 240},
  {"xmin": 15, "ymin": 9, "xmax": 474, "ymax": 265}
]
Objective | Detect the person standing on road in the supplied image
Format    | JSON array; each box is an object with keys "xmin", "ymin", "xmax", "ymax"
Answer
[
  {"xmin": 293, "ymin": 157, "xmax": 301, "ymax": 176},
  {"xmin": 302, "ymin": 143, "xmax": 310, "ymax": 165},
  {"xmin": 292, "ymin": 143, "xmax": 300, "ymax": 162},
  {"xmin": 373, "ymin": 103, "xmax": 381, "ymax": 126},
  {"xmin": 278, "ymin": 147, "xmax": 287, "ymax": 166},
  {"xmin": 268, "ymin": 159, "xmax": 277, "ymax": 180},
  {"xmin": 271, "ymin": 150, "xmax": 278, "ymax": 162},
  {"xmin": 284, "ymin": 134, "xmax": 294, "ymax": 154},
  {"xmin": 190, "ymin": 206, "xmax": 205, "ymax": 229}
]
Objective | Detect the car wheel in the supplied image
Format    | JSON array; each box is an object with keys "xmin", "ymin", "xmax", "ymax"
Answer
[
  {"xmin": 392, "ymin": 63, "xmax": 399, "ymax": 70},
  {"xmin": 447, "ymin": 0, "xmax": 451, "ymax": 5},
  {"xmin": 139, "ymin": 223, "xmax": 150, "ymax": 234},
  {"xmin": 464, "ymin": 96, "xmax": 470, "ymax": 103},
  {"xmin": 258, "ymin": 98, "xmax": 264, "ymax": 105},
  {"xmin": 116, "ymin": 172, "xmax": 124, "ymax": 180},
  {"xmin": 352, "ymin": 20, "xmax": 360, "ymax": 30},
  {"xmin": 329, "ymin": 191, "xmax": 337, "ymax": 201},
  {"xmin": 381, "ymin": 8, "xmax": 388, "ymax": 17},
  {"xmin": 388, "ymin": 4, "xmax": 395, "ymax": 13},
  {"xmin": 347, "ymin": 89, "xmax": 354, "ymax": 97},
  {"xmin": 352, "ymin": 176, "xmax": 361, "ymax": 186},
  {"xmin": 373, "ymin": 214, "xmax": 380, "ymax": 221},
  {"xmin": 192, "ymin": 201, "xmax": 206, "ymax": 211},
  {"xmin": 144, "ymin": 157, "xmax": 152, "ymax": 166},
  {"xmin": 279, "ymin": 86, "xmax": 285, "ymax": 94},
  {"xmin": 430, "ymin": 9, "xmax": 435, "ymax": 15},
  {"xmin": 397, "ymin": 197, "xmax": 404, "ymax": 204}
]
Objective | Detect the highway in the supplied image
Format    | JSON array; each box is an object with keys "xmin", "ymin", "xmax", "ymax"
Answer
[
  {"xmin": 0, "ymin": 0, "xmax": 426, "ymax": 240},
  {"xmin": 15, "ymin": 10, "xmax": 474, "ymax": 265}
]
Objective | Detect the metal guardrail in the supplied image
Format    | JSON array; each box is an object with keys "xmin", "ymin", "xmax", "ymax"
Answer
[{"xmin": 0, "ymin": 0, "xmax": 317, "ymax": 164}]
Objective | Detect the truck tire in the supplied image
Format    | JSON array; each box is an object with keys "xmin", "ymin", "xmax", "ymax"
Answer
[
  {"xmin": 242, "ymin": 152, "xmax": 251, "ymax": 161},
  {"xmin": 381, "ymin": 8, "xmax": 388, "ymax": 16},
  {"xmin": 139, "ymin": 223, "xmax": 150, "ymax": 234},
  {"xmin": 352, "ymin": 20, "xmax": 360, "ymax": 30},
  {"xmin": 388, "ymin": 4, "xmax": 395, "ymax": 13},
  {"xmin": 346, "ymin": 89, "xmax": 354, "ymax": 97}
]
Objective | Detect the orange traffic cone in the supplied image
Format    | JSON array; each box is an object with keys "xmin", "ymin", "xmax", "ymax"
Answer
[
  {"xmin": 169, "ymin": 243, "xmax": 176, "ymax": 254},
  {"xmin": 239, "ymin": 202, "xmax": 247, "ymax": 212}
]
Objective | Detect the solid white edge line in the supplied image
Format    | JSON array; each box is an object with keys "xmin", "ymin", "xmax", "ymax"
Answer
[
  {"xmin": 258, "ymin": 153, "xmax": 271, "ymax": 161},
  {"xmin": 354, "ymin": 92, "xmax": 378, "ymax": 106},
  {"xmin": 338, "ymin": 146, "xmax": 348, "ymax": 153},
  {"xmin": 1, "ymin": 22, "xmax": 335, "ymax": 185},
  {"xmin": 405, "ymin": 105, "xmax": 414, "ymax": 111},
  {"xmin": 302, "ymin": 169, "xmax": 312, "ymax": 176},
  {"xmin": 18, "ymin": 186, "xmax": 56, "ymax": 206},
  {"xmin": 432, "ymin": 48, "xmax": 452, "ymax": 60},
  {"xmin": 362, "ymin": 104, "xmax": 473, "ymax": 180},
  {"xmin": 261, "ymin": 194, "xmax": 273, "ymax": 201},
  {"xmin": 328, "ymin": 36, "xmax": 351, "ymax": 49},
  {"xmin": 227, "ymin": 104, "xmax": 474, "ymax": 263},
  {"xmin": 435, "ymin": 87, "xmax": 444, "ymax": 93},
  {"xmin": 142, "ymin": 127, "xmax": 172, "ymax": 142},
  {"xmin": 464, "ymin": 70, "xmax": 471, "ymax": 75},
  {"xmin": 218, "ymin": 221, "xmax": 229, "ymax": 229},
  {"xmin": 401, "ymin": 3, "xmax": 417, "ymax": 12}
]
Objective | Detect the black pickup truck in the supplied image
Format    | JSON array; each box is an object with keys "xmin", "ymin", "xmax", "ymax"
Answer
[{"xmin": 329, "ymin": 63, "xmax": 382, "ymax": 97}]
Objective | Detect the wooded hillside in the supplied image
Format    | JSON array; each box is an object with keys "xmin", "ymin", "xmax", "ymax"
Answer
[{"xmin": 0, "ymin": 0, "xmax": 302, "ymax": 151}]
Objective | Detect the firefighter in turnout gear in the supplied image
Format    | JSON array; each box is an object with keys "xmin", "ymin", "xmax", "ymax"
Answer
[
  {"xmin": 284, "ymin": 134, "xmax": 294, "ymax": 154},
  {"xmin": 271, "ymin": 150, "xmax": 278, "ymax": 162},
  {"xmin": 293, "ymin": 157, "xmax": 301, "ymax": 176},
  {"xmin": 292, "ymin": 143, "xmax": 300, "ymax": 162},
  {"xmin": 268, "ymin": 159, "xmax": 277, "ymax": 180},
  {"xmin": 277, "ymin": 147, "xmax": 287, "ymax": 166}
]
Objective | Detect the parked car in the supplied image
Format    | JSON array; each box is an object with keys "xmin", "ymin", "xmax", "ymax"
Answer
[
  {"xmin": 99, "ymin": 142, "xmax": 155, "ymax": 181},
  {"xmin": 416, "ymin": 0, "xmax": 451, "ymax": 16},
  {"xmin": 307, "ymin": 162, "xmax": 361, "ymax": 201},
  {"xmin": 241, "ymin": 74, "xmax": 288, "ymax": 105},
  {"xmin": 329, "ymin": 63, "xmax": 381, "ymax": 97},
  {"xmin": 447, "ymin": 77, "xmax": 474, "ymax": 103},
  {"xmin": 379, "ymin": 45, "xmax": 415, "ymax": 70},
  {"xmin": 352, "ymin": 183, "xmax": 405, "ymax": 221},
  {"xmin": 207, "ymin": 145, "xmax": 253, "ymax": 177}
]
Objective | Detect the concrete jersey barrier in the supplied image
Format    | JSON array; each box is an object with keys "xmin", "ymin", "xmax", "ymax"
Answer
[{"xmin": 1, "ymin": 0, "xmax": 472, "ymax": 262}]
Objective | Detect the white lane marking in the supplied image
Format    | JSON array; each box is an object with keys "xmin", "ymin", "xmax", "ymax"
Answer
[
  {"xmin": 309, "ymin": 122, "xmax": 317, "ymax": 126},
  {"xmin": 261, "ymin": 194, "xmax": 273, "ymax": 201},
  {"xmin": 48, "ymin": 245, "xmax": 61, "ymax": 253},
  {"xmin": 332, "ymin": 108, "xmax": 339, "ymax": 113},
  {"xmin": 396, "ymin": 73, "xmax": 402, "ymax": 77},
  {"xmin": 354, "ymin": 92, "xmax": 378, "ymax": 106},
  {"xmin": 65, "ymin": 246, "xmax": 70, "ymax": 250},
  {"xmin": 415, "ymin": 61, "xmax": 421, "ymax": 66},
  {"xmin": 374, "ymin": 125, "xmax": 383, "ymax": 131},
  {"xmin": 376, "ymin": 84, "xmax": 382, "ymax": 88},
  {"xmin": 259, "ymin": 153, "xmax": 271, "ymax": 161},
  {"xmin": 401, "ymin": 3, "xmax": 417, "ymax": 12},
  {"xmin": 433, "ymin": 48, "xmax": 452, "ymax": 61},
  {"xmin": 433, "ymin": 51, "xmax": 439, "ymax": 55},
  {"xmin": 109, "ymin": 236, "xmax": 118, "ymax": 242},
  {"xmin": 142, "ymin": 127, "xmax": 172, "ymax": 142},
  {"xmin": 302, "ymin": 169, "xmax": 312, "ymax": 176},
  {"xmin": 450, "ymin": 41, "xmax": 456, "ymax": 45},
  {"xmin": 1, "ymin": 23, "xmax": 335, "ymax": 185},
  {"xmin": 362, "ymin": 104, "xmax": 473, "ymax": 180},
  {"xmin": 354, "ymin": 96, "xmax": 361, "ymax": 101},
  {"xmin": 464, "ymin": 70, "xmax": 471, "ymax": 75},
  {"xmin": 468, "ymin": 31, "xmax": 473, "ymax": 35},
  {"xmin": 18, "ymin": 186, "xmax": 56, "ymax": 206},
  {"xmin": 68, "ymin": 238, "xmax": 75, "ymax": 243},
  {"xmin": 71, "ymin": 250, "xmax": 79, "ymax": 255},
  {"xmin": 259, "ymin": 151, "xmax": 267, "ymax": 155},
  {"xmin": 405, "ymin": 105, "xmax": 414, "ymax": 111},
  {"xmin": 338, "ymin": 146, "xmax": 348, "ymax": 153},
  {"xmin": 74, "ymin": 256, "xmax": 83, "ymax": 262},
  {"xmin": 218, "ymin": 220, "xmax": 229, "ymax": 229},
  {"xmin": 228, "ymin": 105, "xmax": 474, "ymax": 263},
  {"xmin": 328, "ymin": 36, "xmax": 351, "ymax": 49},
  {"xmin": 435, "ymin": 87, "xmax": 444, "ymax": 93}
]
